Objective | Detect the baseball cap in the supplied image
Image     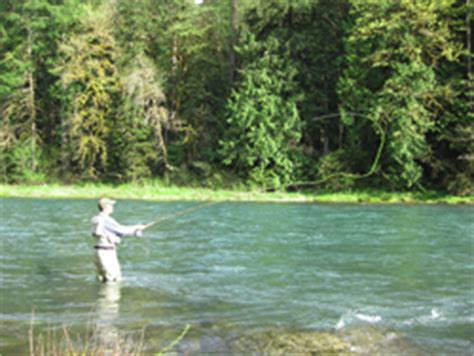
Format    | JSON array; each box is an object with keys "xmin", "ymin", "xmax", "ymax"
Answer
[{"xmin": 99, "ymin": 197, "xmax": 116, "ymax": 210}]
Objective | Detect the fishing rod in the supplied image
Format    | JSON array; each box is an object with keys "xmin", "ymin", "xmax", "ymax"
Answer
[{"xmin": 142, "ymin": 201, "xmax": 220, "ymax": 231}]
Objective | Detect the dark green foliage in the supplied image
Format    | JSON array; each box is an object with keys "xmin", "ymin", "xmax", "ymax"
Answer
[
  {"xmin": 377, "ymin": 63, "xmax": 436, "ymax": 189},
  {"xmin": 338, "ymin": 0, "xmax": 465, "ymax": 190},
  {"xmin": 162, "ymin": 0, "xmax": 231, "ymax": 166},
  {"xmin": 0, "ymin": 0, "xmax": 470, "ymax": 194},
  {"xmin": 0, "ymin": 0, "xmax": 85, "ymax": 182},
  {"xmin": 220, "ymin": 33, "xmax": 302, "ymax": 187},
  {"xmin": 425, "ymin": 0, "xmax": 473, "ymax": 195},
  {"xmin": 0, "ymin": 0, "xmax": 42, "ymax": 182}
]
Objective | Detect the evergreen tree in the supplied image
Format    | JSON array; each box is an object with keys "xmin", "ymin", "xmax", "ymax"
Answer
[
  {"xmin": 0, "ymin": 0, "xmax": 470, "ymax": 194},
  {"xmin": 0, "ymin": 0, "xmax": 49, "ymax": 182},
  {"xmin": 338, "ymin": 0, "xmax": 464, "ymax": 189},
  {"xmin": 162, "ymin": 0, "xmax": 232, "ymax": 167},
  {"xmin": 220, "ymin": 33, "xmax": 302, "ymax": 187},
  {"xmin": 426, "ymin": 0, "xmax": 473, "ymax": 195},
  {"xmin": 241, "ymin": 0, "xmax": 353, "ymax": 187},
  {"xmin": 0, "ymin": 0, "xmax": 85, "ymax": 182}
]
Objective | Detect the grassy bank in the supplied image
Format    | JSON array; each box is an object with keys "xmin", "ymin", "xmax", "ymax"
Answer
[{"xmin": 0, "ymin": 183, "xmax": 472, "ymax": 204}]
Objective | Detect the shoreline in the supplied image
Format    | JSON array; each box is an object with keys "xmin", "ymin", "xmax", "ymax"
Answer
[{"xmin": 0, "ymin": 184, "xmax": 472, "ymax": 205}]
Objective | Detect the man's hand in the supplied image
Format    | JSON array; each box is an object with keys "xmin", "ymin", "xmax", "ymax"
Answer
[{"xmin": 135, "ymin": 224, "xmax": 146, "ymax": 237}]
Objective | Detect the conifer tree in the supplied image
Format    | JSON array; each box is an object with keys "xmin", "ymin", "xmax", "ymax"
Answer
[
  {"xmin": 163, "ymin": 0, "xmax": 232, "ymax": 166},
  {"xmin": 220, "ymin": 33, "xmax": 302, "ymax": 187},
  {"xmin": 0, "ymin": 0, "xmax": 470, "ymax": 193},
  {"xmin": 0, "ymin": 0, "xmax": 68, "ymax": 182},
  {"xmin": 427, "ymin": 0, "xmax": 473, "ymax": 195},
  {"xmin": 338, "ymin": 0, "xmax": 463, "ymax": 189}
]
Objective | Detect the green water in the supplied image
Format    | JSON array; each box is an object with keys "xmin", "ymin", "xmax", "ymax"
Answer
[{"xmin": 0, "ymin": 198, "xmax": 473, "ymax": 354}]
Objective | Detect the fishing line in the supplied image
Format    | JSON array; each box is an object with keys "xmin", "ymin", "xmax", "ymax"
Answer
[
  {"xmin": 143, "ymin": 200, "xmax": 221, "ymax": 230},
  {"xmin": 273, "ymin": 112, "xmax": 386, "ymax": 191}
]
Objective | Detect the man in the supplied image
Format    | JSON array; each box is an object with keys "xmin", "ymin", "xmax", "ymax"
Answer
[{"xmin": 91, "ymin": 198, "xmax": 145, "ymax": 282}]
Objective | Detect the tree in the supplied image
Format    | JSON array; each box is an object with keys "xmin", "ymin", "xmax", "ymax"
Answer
[
  {"xmin": 58, "ymin": 4, "xmax": 121, "ymax": 179},
  {"xmin": 239, "ymin": 0, "xmax": 354, "ymax": 188},
  {"xmin": 116, "ymin": 53, "xmax": 174, "ymax": 181},
  {"xmin": 161, "ymin": 0, "xmax": 233, "ymax": 167},
  {"xmin": 0, "ymin": 0, "xmax": 47, "ymax": 181},
  {"xmin": 0, "ymin": 0, "xmax": 86, "ymax": 182},
  {"xmin": 426, "ymin": 0, "xmax": 473, "ymax": 195},
  {"xmin": 220, "ymin": 33, "xmax": 302, "ymax": 187},
  {"xmin": 338, "ymin": 0, "xmax": 464, "ymax": 189}
]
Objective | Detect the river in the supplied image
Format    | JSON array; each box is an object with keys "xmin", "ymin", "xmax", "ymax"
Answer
[{"xmin": 0, "ymin": 198, "xmax": 472, "ymax": 354}]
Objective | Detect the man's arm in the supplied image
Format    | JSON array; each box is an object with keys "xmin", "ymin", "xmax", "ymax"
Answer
[{"xmin": 105, "ymin": 217, "xmax": 144, "ymax": 237}]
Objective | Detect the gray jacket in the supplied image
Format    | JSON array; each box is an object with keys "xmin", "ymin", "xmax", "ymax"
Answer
[{"xmin": 91, "ymin": 213, "xmax": 137, "ymax": 248}]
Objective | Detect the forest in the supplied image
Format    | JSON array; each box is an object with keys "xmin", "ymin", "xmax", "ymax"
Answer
[{"xmin": 0, "ymin": 0, "xmax": 472, "ymax": 195}]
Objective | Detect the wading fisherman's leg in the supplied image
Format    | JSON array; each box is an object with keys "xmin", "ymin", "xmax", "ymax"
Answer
[{"xmin": 94, "ymin": 249, "xmax": 122, "ymax": 282}]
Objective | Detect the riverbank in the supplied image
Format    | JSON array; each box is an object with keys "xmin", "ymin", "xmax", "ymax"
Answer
[{"xmin": 0, "ymin": 183, "xmax": 472, "ymax": 204}]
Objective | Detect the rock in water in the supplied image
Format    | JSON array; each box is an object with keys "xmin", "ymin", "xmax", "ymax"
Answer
[
  {"xmin": 339, "ymin": 326, "xmax": 428, "ymax": 355},
  {"xmin": 229, "ymin": 326, "xmax": 427, "ymax": 355},
  {"xmin": 230, "ymin": 329, "xmax": 350, "ymax": 355}
]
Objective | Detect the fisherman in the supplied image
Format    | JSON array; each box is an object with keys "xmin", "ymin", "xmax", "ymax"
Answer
[{"xmin": 91, "ymin": 198, "xmax": 145, "ymax": 282}]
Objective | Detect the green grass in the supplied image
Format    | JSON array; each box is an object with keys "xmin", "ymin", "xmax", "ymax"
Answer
[
  {"xmin": 0, "ymin": 183, "xmax": 472, "ymax": 204},
  {"xmin": 28, "ymin": 314, "xmax": 190, "ymax": 356}
]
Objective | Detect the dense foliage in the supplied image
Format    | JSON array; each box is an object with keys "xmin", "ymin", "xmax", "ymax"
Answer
[{"xmin": 0, "ymin": 0, "xmax": 472, "ymax": 194}]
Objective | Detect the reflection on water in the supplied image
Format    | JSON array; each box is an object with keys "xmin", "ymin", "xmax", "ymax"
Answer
[
  {"xmin": 0, "ymin": 198, "xmax": 473, "ymax": 354},
  {"xmin": 96, "ymin": 282, "xmax": 121, "ymax": 346}
]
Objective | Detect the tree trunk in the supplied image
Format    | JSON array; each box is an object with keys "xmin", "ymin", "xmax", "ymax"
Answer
[
  {"xmin": 229, "ymin": 0, "xmax": 237, "ymax": 85},
  {"xmin": 467, "ymin": 0, "xmax": 472, "ymax": 112},
  {"xmin": 320, "ymin": 127, "xmax": 329, "ymax": 155},
  {"xmin": 171, "ymin": 35, "xmax": 178, "ymax": 113},
  {"xmin": 338, "ymin": 123, "xmax": 344, "ymax": 149},
  {"xmin": 26, "ymin": 25, "xmax": 37, "ymax": 172}
]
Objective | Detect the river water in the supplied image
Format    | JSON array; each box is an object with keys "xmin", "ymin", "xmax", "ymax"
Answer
[{"xmin": 0, "ymin": 198, "xmax": 472, "ymax": 354}]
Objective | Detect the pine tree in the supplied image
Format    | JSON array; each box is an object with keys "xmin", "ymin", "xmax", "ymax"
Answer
[
  {"xmin": 0, "ymin": 0, "xmax": 46, "ymax": 182},
  {"xmin": 0, "ymin": 0, "xmax": 85, "ymax": 182},
  {"xmin": 220, "ymin": 33, "xmax": 302, "ymax": 187},
  {"xmin": 162, "ymin": 0, "xmax": 232, "ymax": 167}
]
